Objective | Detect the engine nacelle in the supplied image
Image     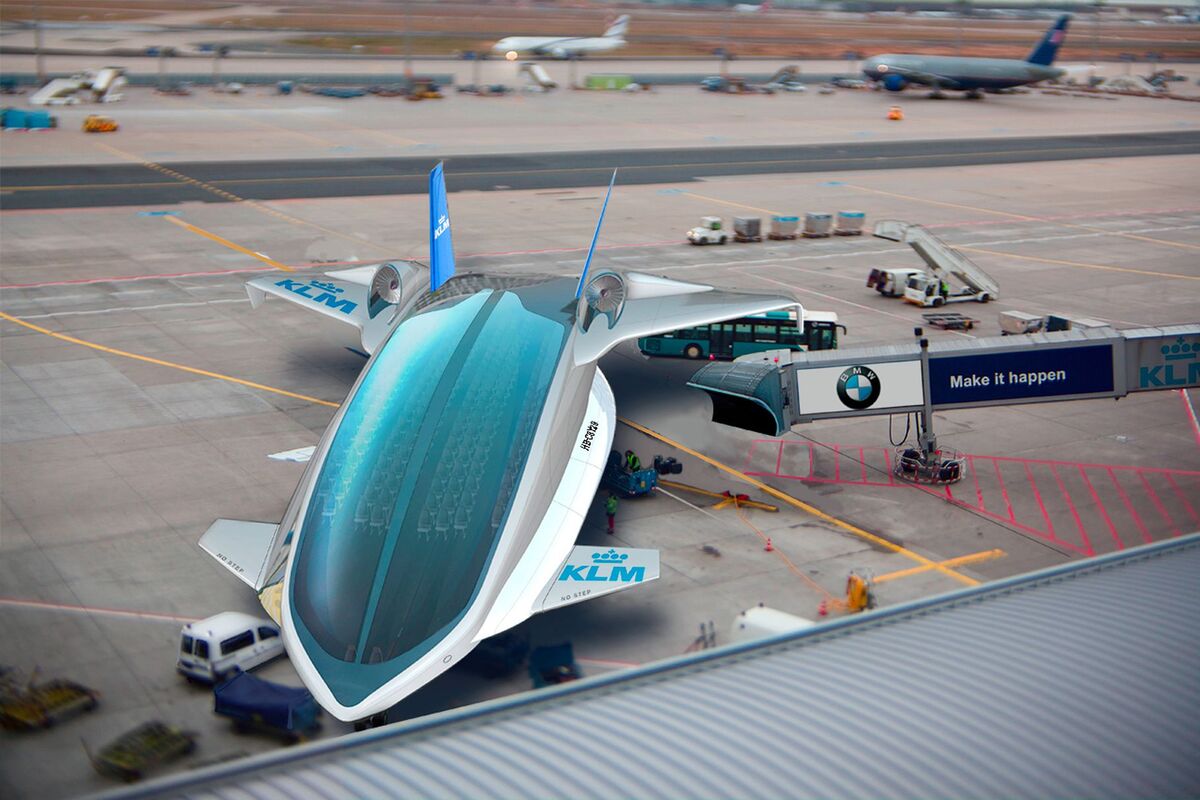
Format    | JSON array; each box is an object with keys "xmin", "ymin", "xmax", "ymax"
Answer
[
  {"xmin": 368, "ymin": 263, "xmax": 403, "ymax": 319},
  {"xmin": 549, "ymin": 47, "xmax": 568, "ymax": 59},
  {"xmin": 883, "ymin": 73, "xmax": 908, "ymax": 92}
]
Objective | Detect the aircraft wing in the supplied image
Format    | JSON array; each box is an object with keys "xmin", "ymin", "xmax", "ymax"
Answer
[
  {"xmin": 246, "ymin": 274, "xmax": 372, "ymax": 328},
  {"xmin": 537, "ymin": 546, "xmax": 660, "ymax": 613},
  {"xmin": 246, "ymin": 261, "xmax": 428, "ymax": 354},
  {"xmin": 573, "ymin": 272, "xmax": 797, "ymax": 364},
  {"xmin": 198, "ymin": 519, "xmax": 280, "ymax": 590},
  {"xmin": 884, "ymin": 65, "xmax": 963, "ymax": 90}
]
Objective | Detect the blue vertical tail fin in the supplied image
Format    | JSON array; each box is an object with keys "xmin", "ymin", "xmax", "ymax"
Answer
[
  {"xmin": 429, "ymin": 162, "xmax": 455, "ymax": 292},
  {"xmin": 1027, "ymin": 15, "xmax": 1069, "ymax": 66},
  {"xmin": 575, "ymin": 170, "xmax": 617, "ymax": 299}
]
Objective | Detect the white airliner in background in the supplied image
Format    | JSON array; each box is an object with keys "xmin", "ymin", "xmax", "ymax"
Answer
[
  {"xmin": 198, "ymin": 166, "xmax": 796, "ymax": 726},
  {"xmin": 734, "ymin": 1, "xmax": 771, "ymax": 13},
  {"xmin": 492, "ymin": 14, "xmax": 629, "ymax": 60}
]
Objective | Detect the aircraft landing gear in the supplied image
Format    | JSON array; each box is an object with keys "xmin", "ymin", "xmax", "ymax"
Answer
[
  {"xmin": 353, "ymin": 712, "xmax": 390, "ymax": 732},
  {"xmin": 928, "ymin": 89, "xmax": 947, "ymax": 100},
  {"xmin": 965, "ymin": 89, "xmax": 984, "ymax": 100}
]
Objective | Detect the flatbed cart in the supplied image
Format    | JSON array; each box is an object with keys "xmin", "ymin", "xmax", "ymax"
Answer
[
  {"xmin": 213, "ymin": 672, "xmax": 321, "ymax": 744},
  {"xmin": 922, "ymin": 311, "xmax": 978, "ymax": 331},
  {"xmin": 529, "ymin": 643, "xmax": 580, "ymax": 688},
  {"xmin": 88, "ymin": 721, "xmax": 196, "ymax": 782},
  {"xmin": 0, "ymin": 677, "xmax": 99, "ymax": 730}
]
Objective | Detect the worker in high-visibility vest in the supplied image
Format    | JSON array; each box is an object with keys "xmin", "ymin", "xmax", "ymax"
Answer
[
  {"xmin": 605, "ymin": 493, "xmax": 618, "ymax": 534},
  {"xmin": 624, "ymin": 449, "xmax": 641, "ymax": 473}
]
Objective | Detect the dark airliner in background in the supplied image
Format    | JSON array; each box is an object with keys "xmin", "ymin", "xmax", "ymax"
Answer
[{"xmin": 862, "ymin": 15, "xmax": 1069, "ymax": 98}]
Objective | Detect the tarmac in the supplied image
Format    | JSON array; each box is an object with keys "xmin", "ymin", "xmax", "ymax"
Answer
[{"xmin": 1, "ymin": 79, "xmax": 1198, "ymax": 798}]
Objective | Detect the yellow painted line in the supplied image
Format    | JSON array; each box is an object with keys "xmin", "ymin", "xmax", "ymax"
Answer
[
  {"xmin": 957, "ymin": 245, "xmax": 1200, "ymax": 281},
  {"xmin": 165, "ymin": 215, "xmax": 294, "ymax": 272},
  {"xmin": 678, "ymin": 191, "xmax": 783, "ymax": 217},
  {"xmin": 92, "ymin": 142, "xmax": 390, "ymax": 254},
  {"xmin": 842, "ymin": 182, "xmax": 1036, "ymax": 221},
  {"xmin": 619, "ymin": 417, "xmax": 978, "ymax": 586},
  {"xmin": 843, "ymin": 182, "xmax": 1200, "ymax": 252},
  {"xmin": 873, "ymin": 549, "xmax": 1006, "ymax": 584},
  {"xmin": 0, "ymin": 310, "xmax": 340, "ymax": 409}
]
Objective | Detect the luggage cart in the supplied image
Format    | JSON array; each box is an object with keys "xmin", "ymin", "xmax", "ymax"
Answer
[
  {"xmin": 0, "ymin": 678, "xmax": 99, "ymax": 730},
  {"xmin": 922, "ymin": 311, "xmax": 978, "ymax": 331}
]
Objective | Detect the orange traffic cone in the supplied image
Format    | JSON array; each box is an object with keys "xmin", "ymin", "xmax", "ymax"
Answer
[{"xmin": 764, "ymin": 538, "xmax": 774, "ymax": 552}]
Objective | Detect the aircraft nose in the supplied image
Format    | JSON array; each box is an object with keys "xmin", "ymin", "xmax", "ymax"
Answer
[{"xmin": 861, "ymin": 57, "xmax": 881, "ymax": 77}]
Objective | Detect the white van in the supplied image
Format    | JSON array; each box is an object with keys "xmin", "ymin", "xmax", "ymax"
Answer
[{"xmin": 178, "ymin": 611, "xmax": 285, "ymax": 684}]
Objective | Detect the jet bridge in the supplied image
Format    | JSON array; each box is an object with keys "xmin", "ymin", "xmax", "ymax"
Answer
[{"xmin": 688, "ymin": 323, "xmax": 1200, "ymax": 436}]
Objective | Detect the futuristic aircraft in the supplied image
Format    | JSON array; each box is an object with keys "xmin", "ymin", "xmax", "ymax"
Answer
[
  {"xmin": 492, "ymin": 14, "xmax": 629, "ymax": 60},
  {"xmin": 198, "ymin": 166, "xmax": 796, "ymax": 725},
  {"xmin": 861, "ymin": 15, "xmax": 1069, "ymax": 98}
]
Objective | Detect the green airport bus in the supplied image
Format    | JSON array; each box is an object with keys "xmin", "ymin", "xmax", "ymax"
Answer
[{"xmin": 637, "ymin": 308, "xmax": 844, "ymax": 360}]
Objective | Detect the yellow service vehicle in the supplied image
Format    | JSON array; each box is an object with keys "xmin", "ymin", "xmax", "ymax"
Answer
[{"xmin": 83, "ymin": 114, "xmax": 118, "ymax": 133}]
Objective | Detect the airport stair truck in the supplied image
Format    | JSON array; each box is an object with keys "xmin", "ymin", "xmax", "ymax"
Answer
[
  {"xmin": 874, "ymin": 220, "xmax": 1000, "ymax": 307},
  {"xmin": 520, "ymin": 62, "xmax": 558, "ymax": 90}
]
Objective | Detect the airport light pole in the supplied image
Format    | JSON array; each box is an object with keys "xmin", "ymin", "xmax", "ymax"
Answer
[
  {"xmin": 33, "ymin": 0, "xmax": 46, "ymax": 85},
  {"xmin": 403, "ymin": 1, "xmax": 413, "ymax": 83}
]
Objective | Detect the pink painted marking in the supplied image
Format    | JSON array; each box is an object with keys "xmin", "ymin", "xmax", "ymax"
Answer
[
  {"xmin": 1108, "ymin": 468, "xmax": 1152, "ymax": 545},
  {"xmin": 971, "ymin": 454, "xmax": 1200, "ymax": 476},
  {"xmin": 858, "ymin": 447, "xmax": 868, "ymax": 483},
  {"xmin": 1024, "ymin": 461, "xmax": 1056, "ymax": 537},
  {"xmin": 1079, "ymin": 466, "xmax": 1123, "ymax": 550},
  {"xmin": 833, "ymin": 444, "xmax": 841, "ymax": 482},
  {"xmin": 992, "ymin": 458, "xmax": 1016, "ymax": 522},
  {"xmin": 1138, "ymin": 472, "xmax": 1182, "ymax": 538},
  {"xmin": 0, "ymin": 597, "xmax": 199, "ymax": 624},
  {"xmin": 808, "ymin": 443, "xmax": 815, "ymax": 479},
  {"xmin": 1051, "ymin": 464, "xmax": 1094, "ymax": 556},
  {"xmin": 775, "ymin": 441, "xmax": 784, "ymax": 476},
  {"xmin": 742, "ymin": 440, "xmax": 760, "ymax": 474},
  {"xmin": 1164, "ymin": 472, "xmax": 1198, "ymax": 525},
  {"xmin": 911, "ymin": 482, "xmax": 1090, "ymax": 556},
  {"xmin": 1181, "ymin": 389, "xmax": 1200, "ymax": 450},
  {"xmin": 922, "ymin": 206, "xmax": 1200, "ymax": 230},
  {"xmin": 970, "ymin": 455, "xmax": 985, "ymax": 512}
]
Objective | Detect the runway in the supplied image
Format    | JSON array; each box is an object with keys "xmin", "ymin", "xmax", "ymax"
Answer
[{"xmin": 2, "ymin": 130, "xmax": 1197, "ymax": 210}]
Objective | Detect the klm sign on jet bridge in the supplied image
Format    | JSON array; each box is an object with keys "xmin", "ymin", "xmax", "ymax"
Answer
[
  {"xmin": 1137, "ymin": 335, "xmax": 1200, "ymax": 388},
  {"xmin": 275, "ymin": 279, "xmax": 357, "ymax": 315},
  {"xmin": 559, "ymin": 549, "xmax": 646, "ymax": 583}
]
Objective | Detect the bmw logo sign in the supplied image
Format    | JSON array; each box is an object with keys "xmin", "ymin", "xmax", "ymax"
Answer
[{"xmin": 837, "ymin": 366, "xmax": 881, "ymax": 410}]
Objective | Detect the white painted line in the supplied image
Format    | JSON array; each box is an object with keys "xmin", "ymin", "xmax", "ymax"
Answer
[{"xmin": 15, "ymin": 298, "xmax": 249, "ymax": 320}]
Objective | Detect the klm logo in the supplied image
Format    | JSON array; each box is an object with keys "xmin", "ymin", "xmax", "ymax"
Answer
[
  {"xmin": 558, "ymin": 549, "xmax": 645, "ymax": 583},
  {"xmin": 1140, "ymin": 337, "xmax": 1200, "ymax": 388},
  {"xmin": 433, "ymin": 214, "xmax": 450, "ymax": 240},
  {"xmin": 275, "ymin": 279, "xmax": 357, "ymax": 315}
]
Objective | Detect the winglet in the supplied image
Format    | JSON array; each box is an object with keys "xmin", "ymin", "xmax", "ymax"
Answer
[
  {"xmin": 429, "ymin": 162, "xmax": 455, "ymax": 292},
  {"xmin": 575, "ymin": 169, "xmax": 617, "ymax": 299},
  {"xmin": 1026, "ymin": 14, "xmax": 1069, "ymax": 66}
]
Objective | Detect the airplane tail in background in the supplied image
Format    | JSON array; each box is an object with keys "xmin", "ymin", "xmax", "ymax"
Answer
[
  {"xmin": 604, "ymin": 14, "xmax": 630, "ymax": 39},
  {"xmin": 429, "ymin": 162, "xmax": 455, "ymax": 292},
  {"xmin": 1026, "ymin": 14, "xmax": 1070, "ymax": 66}
]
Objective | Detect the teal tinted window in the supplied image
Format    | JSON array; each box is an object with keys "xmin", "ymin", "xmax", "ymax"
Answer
[{"xmin": 291, "ymin": 288, "xmax": 569, "ymax": 683}]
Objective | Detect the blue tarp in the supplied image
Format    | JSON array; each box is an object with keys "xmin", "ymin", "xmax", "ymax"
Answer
[{"xmin": 213, "ymin": 672, "xmax": 318, "ymax": 731}]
